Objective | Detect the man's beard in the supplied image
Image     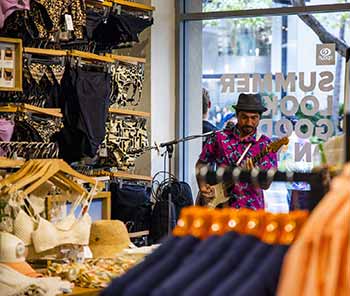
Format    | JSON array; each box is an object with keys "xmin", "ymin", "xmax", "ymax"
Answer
[{"xmin": 241, "ymin": 125, "xmax": 255, "ymax": 135}]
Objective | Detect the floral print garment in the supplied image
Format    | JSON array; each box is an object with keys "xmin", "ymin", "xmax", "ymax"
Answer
[{"xmin": 199, "ymin": 124, "xmax": 278, "ymax": 210}]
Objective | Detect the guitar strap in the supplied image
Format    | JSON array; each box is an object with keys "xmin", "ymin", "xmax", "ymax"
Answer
[{"xmin": 236, "ymin": 134, "xmax": 261, "ymax": 166}]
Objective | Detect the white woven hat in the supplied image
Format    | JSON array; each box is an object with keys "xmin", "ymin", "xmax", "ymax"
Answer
[{"xmin": 0, "ymin": 232, "xmax": 26, "ymax": 263}]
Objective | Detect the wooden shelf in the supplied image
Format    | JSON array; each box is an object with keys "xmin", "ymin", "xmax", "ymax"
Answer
[
  {"xmin": 111, "ymin": 0, "xmax": 155, "ymax": 11},
  {"xmin": 97, "ymin": 170, "xmax": 152, "ymax": 182},
  {"xmin": 109, "ymin": 108, "xmax": 151, "ymax": 118},
  {"xmin": 47, "ymin": 191, "xmax": 111, "ymax": 220},
  {"xmin": 106, "ymin": 53, "xmax": 146, "ymax": 64},
  {"xmin": 24, "ymin": 48, "xmax": 146, "ymax": 64},
  {"xmin": 0, "ymin": 158, "xmax": 25, "ymax": 168},
  {"xmin": 0, "ymin": 104, "xmax": 63, "ymax": 118},
  {"xmin": 24, "ymin": 47, "xmax": 68, "ymax": 56},
  {"xmin": 63, "ymin": 287, "xmax": 101, "ymax": 296},
  {"xmin": 69, "ymin": 50, "xmax": 114, "ymax": 63},
  {"xmin": 86, "ymin": 0, "xmax": 155, "ymax": 11},
  {"xmin": 86, "ymin": 0, "xmax": 112, "ymax": 7}
]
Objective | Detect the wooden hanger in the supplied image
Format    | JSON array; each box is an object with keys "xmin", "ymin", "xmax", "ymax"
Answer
[
  {"xmin": 0, "ymin": 158, "xmax": 25, "ymax": 168},
  {"xmin": 7, "ymin": 160, "xmax": 52, "ymax": 194},
  {"xmin": 0, "ymin": 159, "xmax": 34, "ymax": 187},
  {"xmin": 21, "ymin": 159, "xmax": 101, "ymax": 195}
]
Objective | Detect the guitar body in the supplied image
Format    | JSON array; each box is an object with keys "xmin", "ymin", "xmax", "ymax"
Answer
[{"xmin": 195, "ymin": 183, "xmax": 231, "ymax": 208}]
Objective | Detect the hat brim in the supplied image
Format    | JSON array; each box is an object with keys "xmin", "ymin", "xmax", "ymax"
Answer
[
  {"xmin": 89, "ymin": 243, "xmax": 129, "ymax": 258},
  {"xmin": 233, "ymin": 105, "xmax": 267, "ymax": 113}
]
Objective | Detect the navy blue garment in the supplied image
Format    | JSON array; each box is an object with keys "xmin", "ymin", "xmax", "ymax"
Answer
[
  {"xmin": 211, "ymin": 241, "xmax": 273, "ymax": 296},
  {"xmin": 152, "ymin": 232, "xmax": 239, "ymax": 296},
  {"xmin": 122, "ymin": 236, "xmax": 199, "ymax": 296},
  {"xmin": 56, "ymin": 65, "xmax": 110, "ymax": 162},
  {"xmin": 101, "ymin": 235, "xmax": 180, "ymax": 296},
  {"xmin": 203, "ymin": 120, "xmax": 218, "ymax": 134},
  {"xmin": 234, "ymin": 245, "xmax": 289, "ymax": 296},
  {"xmin": 183, "ymin": 235, "xmax": 258, "ymax": 296}
]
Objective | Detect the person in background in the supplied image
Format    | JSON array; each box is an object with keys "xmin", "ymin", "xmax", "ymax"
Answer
[
  {"xmin": 196, "ymin": 93, "xmax": 278, "ymax": 210},
  {"xmin": 202, "ymin": 88, "xmax": 218, "ymax": 134}
]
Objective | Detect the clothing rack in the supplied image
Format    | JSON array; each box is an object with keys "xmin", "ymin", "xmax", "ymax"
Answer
[
  {"xmin": 23, "ymin": 48, "xmax": 145, "ymax": 65},
  {"xmin": 109, "ymin": 108, "xmax": 151, "ymax": 117},
  {"xmin": 0, "ymin": 103, "xmax": 62, "ymax": 118},
  {"xmin": 197, "ymin": 167, "xmax": 329, "ymax": 211},
  {"xmin": 86, "ymin": 0, "xmax": 155, "ymax": 12}
]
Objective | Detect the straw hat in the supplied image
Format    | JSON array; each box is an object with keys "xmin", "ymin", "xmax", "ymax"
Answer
[{"xmin": 89, "ymin": 220, "xmax": 131, "ymax": 258}]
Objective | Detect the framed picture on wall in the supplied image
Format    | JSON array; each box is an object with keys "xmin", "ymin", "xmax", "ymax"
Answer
[{"xmin": 0, "ymin": 37, "xmax": 22, "ymax": 91}]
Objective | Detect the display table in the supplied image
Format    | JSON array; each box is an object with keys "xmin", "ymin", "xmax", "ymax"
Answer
[{"xmin": 65, "ymin": 287, "xmax": 101, "ymax": 296}]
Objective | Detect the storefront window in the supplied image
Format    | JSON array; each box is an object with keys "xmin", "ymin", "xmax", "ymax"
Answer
[
  {"xmin": 180, "ymin": 8, "xmax": 349, "ymax": 211},
  {"xmin": 185, "ymin": 0, "xmax": 348, "ymax": 13}
]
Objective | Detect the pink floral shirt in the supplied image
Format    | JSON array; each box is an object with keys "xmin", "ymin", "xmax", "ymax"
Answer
[{"xmin": 199, "ymin": 124, "xmax": 278, "ymax": 210}]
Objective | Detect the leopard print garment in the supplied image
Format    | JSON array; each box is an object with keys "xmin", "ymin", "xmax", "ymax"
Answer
[
  {"xmin": 22, "ymin": 61, "xmax": 65, "ymax": 106},
  {"xmin": 26, "ymin": 63, "xmax": 65, "ymax": 85},
  {"xmin": 25, "ymin": 116, "xmax": 63, "ymax": 143},
  {"xmin": 34, "ymin": 0, "xmax": 86, "ymax": 40},
  {"xmin": 109, "ymin": 62, "xmax": 145, "ymax": 107},
  {"xmin": 101, "ymin": 116, "xmax": 149, "ymax": 170}
]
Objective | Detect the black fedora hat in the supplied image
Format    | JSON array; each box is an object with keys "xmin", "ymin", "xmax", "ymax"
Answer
[{"xmin": 233, "ymin": 93, "xmax": 267, "ymax": 113}]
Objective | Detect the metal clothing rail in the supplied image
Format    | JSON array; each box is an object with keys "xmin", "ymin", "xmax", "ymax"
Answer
[{"xmin": 196, "ymin": 166, "xmax": 329, "ymax": 211}]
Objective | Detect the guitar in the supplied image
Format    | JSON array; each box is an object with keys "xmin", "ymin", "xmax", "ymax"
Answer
[{"xmin": 196, "ymin": 137, "xmax": 289, "ymax": 208}]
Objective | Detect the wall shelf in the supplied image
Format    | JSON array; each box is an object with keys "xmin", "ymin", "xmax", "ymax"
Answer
[
  {"xmin": 24, "ymin": 47, "xmax": 68, "ymax": 56},
  {"xmin": 106, "ymin": 53, "xmax": 146, "ymax": 64},
  {"xmin": 109, "ymin": 108, "xmax": 151, "ymax": 118},
  {"xmin": 0, "ymin": 104, "xmax": 63, "ymax": 117},
  {"xmin": 96, "ymin": 170, "xmax": 153, "ymax": 182},
  {"xmin": 86, "ymin": 0, "xmax": 155, "ymax": 11}
]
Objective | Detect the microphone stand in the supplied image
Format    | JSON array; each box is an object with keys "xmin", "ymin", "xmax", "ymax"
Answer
[{"xmin": 159, "ymin": 130, "xmax": 216, "ymax": 234}]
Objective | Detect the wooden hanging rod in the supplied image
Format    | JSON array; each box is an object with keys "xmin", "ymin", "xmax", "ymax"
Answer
[
  {"xmin": 69, "ymin": 50, "xmax": 115, "ymax": 63},
  {"xmin": 105, "ymin": 53, "xmax": 146, "ymax": 64},
  {"xmin": 24, "ymin": 47, "xmax": 68, "ymax": 56},
  {"xmin": 86, "ymin": 0, "xmax": 155, "ymax": 11},
  {"xmin": 110, "ymin": 0, "xmax": 155, "ymax": 11},
  {"xmin": 98, "ymin": 170, "xmax": 153, "ymax": 182},
  {"xmin": 109, "ymin": 108, "xmax": 151, "ymax": 117},
  {"xmin": 0, "ymin": 158, "xmax": 25, "ymax": 168},
  {"xmin": 0, "ymin": 104, "xmax": 63, "ymax": 118},
  {"xmin": 23, "ymin": 48, "xmax": 146, "ymax": 64}
]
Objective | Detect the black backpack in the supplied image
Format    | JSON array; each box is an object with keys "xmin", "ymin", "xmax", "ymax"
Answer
[
  {"xmin": 110, "ymin": 182, "xmax": 152, "ymax": 233},
  {"xmin": 149, "ymin": 181, "xmax": 193, "ymax": 243}
]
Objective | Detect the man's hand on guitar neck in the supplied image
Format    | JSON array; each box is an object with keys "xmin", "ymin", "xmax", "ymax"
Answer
[{"xmin": 199, "ymin": 184, "xmax": 215, "ymax": 199}]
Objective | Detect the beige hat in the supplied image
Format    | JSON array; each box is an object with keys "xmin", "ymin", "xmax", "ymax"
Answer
[{"xmin": 89, "ymin": 220, "xmax": 131, "ymax": 258}]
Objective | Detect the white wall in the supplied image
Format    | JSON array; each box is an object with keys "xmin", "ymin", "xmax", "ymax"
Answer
[{"xmin": 151, "ymin": 0, "xmax": 176, "ymax": 176}]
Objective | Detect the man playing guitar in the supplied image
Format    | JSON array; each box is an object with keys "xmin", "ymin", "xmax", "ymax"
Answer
[{"xmin": 196, "ymin": 93, "xmax": 278, "ymax": 210}]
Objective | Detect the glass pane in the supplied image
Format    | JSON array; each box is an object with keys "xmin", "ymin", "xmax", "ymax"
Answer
[
  {"xmin": 182, "ymin": 11, "xmax": 349, "ymax": 212},
  {"xmin": 185, "ymin": 0, "xmax": 349, "ymax": 13}
]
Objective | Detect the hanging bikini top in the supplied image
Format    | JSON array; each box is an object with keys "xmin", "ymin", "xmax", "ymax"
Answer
[{"xmin": 13, "ymin": 183, "xmax": 97, "ymax": 253}]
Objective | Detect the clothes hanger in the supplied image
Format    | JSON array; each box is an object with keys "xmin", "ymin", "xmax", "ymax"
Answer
[
  {"xmin": 0, "ymin": 159, "xmax": 35, "ymax": 188},
  {"xmin": 19, "ymin": 159, "xmax": 101, "ymax": 196},
  {"xmin": 7, "ymin": 160, "xmax": 52, "ymax": 194},
  {"xmin": 0, "ymin": 159, "xmax": 46, "ymax": 191}
]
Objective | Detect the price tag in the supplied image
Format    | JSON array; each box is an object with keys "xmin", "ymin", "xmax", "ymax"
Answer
[
  {"xmin": 99, "ymin": 145, "xmax": 108, "ymax": 157},
  {"xmin": 65, "ymin": 14, "xmax": 74, "ymax": 31}
]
